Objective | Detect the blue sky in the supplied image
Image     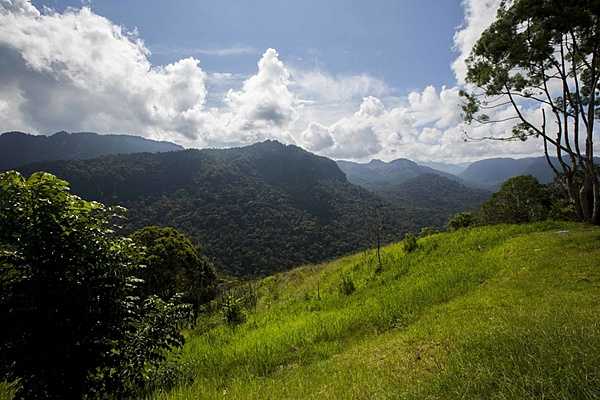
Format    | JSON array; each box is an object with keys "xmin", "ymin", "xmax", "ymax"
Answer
[
  {"xmin": 2, "ymin": 0, "xmax": 549, "ymax": 162},
  {"xmin": 32, "ymin": 0, "xmax": 464, "ymax": 94}
]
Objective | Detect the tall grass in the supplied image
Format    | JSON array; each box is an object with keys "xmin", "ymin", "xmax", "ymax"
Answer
[{"xmin": 149, "ymin": 221, "xmax": 600, "ymax": 399}]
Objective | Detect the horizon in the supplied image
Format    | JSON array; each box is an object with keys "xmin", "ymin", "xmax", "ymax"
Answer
[
  {"xmin": 0, "ymin": 129, "xmax": 555, "ymax": 166},
  {"xmin": 0, "ymin": 0, "xmax": 555, "ymax": 163}
]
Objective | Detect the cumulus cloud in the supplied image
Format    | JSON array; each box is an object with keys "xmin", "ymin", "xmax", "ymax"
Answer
[
  {"xmin": 0, "ymin": 1, "xmax": 208, "ymax": 139},
  {"xmin": 452, "ymin": 0, "xmax": 502, "ymax": 83}
]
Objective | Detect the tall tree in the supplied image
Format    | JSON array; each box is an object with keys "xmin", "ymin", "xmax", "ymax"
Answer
[{"xmin": 461, "ymin": 0, "xmax": 600, "ymax": 223}]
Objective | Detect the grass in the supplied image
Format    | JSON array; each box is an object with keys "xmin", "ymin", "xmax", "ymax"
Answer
[{"xmin": 149, "ymin": 221, "xmax": 600, "ymax": 399}]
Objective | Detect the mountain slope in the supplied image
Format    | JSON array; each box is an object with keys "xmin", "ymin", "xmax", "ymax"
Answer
[
  {"xmin": 151, "ymin": 222, "xmax": 600, "ymax": 399},
  {"xmin": 417, "ymin": 160, "xmax": 471, "ymax": 175},
  {"xmin": 377, "ymin": 173, "xmax": 490, "ymax": 226},
  {"xmin": 459, "ymin": 156, "xmax": 561, "ymax": 188},
  {"xmin": 0, "ymin": 131, "xmax": 183, "ymax": 171},
  {"xmin": 19, "ymin": 141, "xmax": 415, "ymax": 276},
  {"xmin": 337, "ymin": 159, "xmax": 488, "ymax": 227}
]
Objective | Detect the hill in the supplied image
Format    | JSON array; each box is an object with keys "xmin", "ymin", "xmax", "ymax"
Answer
[
  {"xmin": 459, "ymin": 156, "xmax": 560, "ymax": 189},
  {"xmin": 337, "ymin": 158, "xmax": 455, "ymax": 190},
  {"xmin": 376, "ymin": 173, "xmax": 490, "ymax": 226},
  {"xmin": 417, "ymin": 160, "xmax": 471, "ymax": 175},
  {"xmin": 18, "ymin": 141, "xmax": 417, "ymax": 276},
  {"xmin": 0, "ymin": 131, "xmax": 183, "ymax": 171},
  {"xmin": 336, "ymin": 159, "xmax": 488, "ymax": 227},
  {"xmin": 150, "ymin": 222, "xmax": 600, "ymax": 399}
]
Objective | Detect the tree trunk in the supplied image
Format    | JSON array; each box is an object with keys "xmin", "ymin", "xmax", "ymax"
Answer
[{"xmin": 592, "ymin": 173, "xmax": 600, "ymax": 225}]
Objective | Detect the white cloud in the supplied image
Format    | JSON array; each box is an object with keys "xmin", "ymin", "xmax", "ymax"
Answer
[
  {"xmin": 0, "ymin": 1, "xmax": 208, "ymax": 139},
  {"xmin": 452, "ymin": 0, "xmax": 502, "ymax": 83},
  {"xmin": 292, "ymin": 70, "xmax": 390, "ymax": 104}
]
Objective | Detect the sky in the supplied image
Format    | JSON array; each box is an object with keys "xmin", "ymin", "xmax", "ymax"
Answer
[{"xmin": 0, "ymin": 0, "xmax": 551, "ymax": 162}]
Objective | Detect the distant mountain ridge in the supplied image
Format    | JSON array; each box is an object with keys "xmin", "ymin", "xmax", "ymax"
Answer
[
  {"xmin": 417, "ymin": 160, "xmax": 471, "ymax": 176},
  {"xmin": 336, "ymin": 158, "xmax": 490, "ymax": 227},
  {"xmin": 337, "ymin": 158, "xmax": 456, "ymax": 190},
  {"xmin": 0, "ymin": 131, "xmax": 183, "ymax": 171},
  {"xmin": 459, "ymin": 157, "xmax": 561, "ymax": 189}
]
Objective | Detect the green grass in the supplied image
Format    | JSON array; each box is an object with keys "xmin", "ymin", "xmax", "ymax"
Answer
[
  {"xmin": 150, "ymin": 221, "xmax": 600, "ymax": 399},
  {"xmin": 4, "ymin": 221, "xmax": 598, "ymax": 399}
]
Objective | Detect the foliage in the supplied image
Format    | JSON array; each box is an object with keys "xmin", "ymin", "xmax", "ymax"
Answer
[
  {"xmin": 0, "ymin": 171, "xmax": 191, "ymax": 399},
  {"xmin": 130, "ymin": 226, "xmax": 217, "ymax": 313},
  {"xmin": 402, "ymin": 233, "xmax": 419, "ymax": 253},
  {"xmin": 447, "ymin": 212, "xmax": 476, "ymax": 231},
  {"xmin": 18, "ymin": 141, "xmax": 416, "ymax": 276},
  {"xmin": 221, "ymin": 294, "xmax": 246, "ymax": 326},
  {"xmin": 338, "ymin": 274, "xmax": 356, "ymax": 296},
  {"xmin": 419, "ymin": 226, "xmax": 438, "ymax": 237},
  {"xmin": 479, "ymin": 175, "xmax": 550, "ymax": 225},
  {"xmin": 146, "ymin": 222, "xmax": 600, "ymax": 400},
  {"xmin": 461, "ymin": 0, "xmax": 600, "ymax": 224}
]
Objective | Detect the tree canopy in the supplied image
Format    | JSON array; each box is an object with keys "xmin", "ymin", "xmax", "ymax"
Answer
[
  {"xmin": 479, "ymin": 175, "xmax": 551, "ymax": 224},
  {"xmin": 130, "ymin": 226, "xmax": 217, "ymax": 313}
]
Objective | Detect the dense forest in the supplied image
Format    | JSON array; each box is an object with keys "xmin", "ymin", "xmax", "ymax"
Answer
[{"xmin": 19, "ymin": 141, "xmax": 418, "ymax": 276}]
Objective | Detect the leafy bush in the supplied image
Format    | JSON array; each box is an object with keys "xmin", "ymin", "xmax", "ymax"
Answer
[
  {"xmin": 479, "ymin": 175, "xmax": 550, "ymax": 225},
  {"xmin": 403, "ymin": 233, "xmax": 419, "ymax": 253},
  {"xmin": 447, "ymin": 212, "xmax": 476, "ymax": 231},
  {"xmin": 222, "ymin": 294, "xmax": 246, "ymax": 326},
  {"xmin": 419, "ymin": 226, "xmax": 438, "ymax": 238},
  {"xmin": 130, "ymin": 226, "xmax": 217, "ymax": 313},
  {"xmin": 339, "ymin": 274, "xmax": 356, "ymax": 296},
  {"xmin": 0, "ymin": 171, "xmax": 192, "ymax": 399}
]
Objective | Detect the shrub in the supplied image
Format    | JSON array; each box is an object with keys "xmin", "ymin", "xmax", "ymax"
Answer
[
  {"xmin": 222, "ymin": 294, "xmax": 246, "ymax": 326},
  {"xmin": 339, "ymin": 274, "xmax": 356, "ymax": 296},
  {"xmin": 403, "ymin": 233, "xmax": 419, "ymax": 253},
  {"xmin": 419, "ymin": 226, "xmax": 438, "ymax": 238},
  {"xmin": 0, "ymin": 172, "xmax": 192, "ymax": 399},
  {"xmin": 447, "ymin": 212, "xmax": 476, "ymax": 231}
]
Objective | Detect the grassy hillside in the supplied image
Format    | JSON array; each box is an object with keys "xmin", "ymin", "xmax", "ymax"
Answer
[{"xmin": 151, "ymin": 222, "xmax": 600, "ymax": 399}]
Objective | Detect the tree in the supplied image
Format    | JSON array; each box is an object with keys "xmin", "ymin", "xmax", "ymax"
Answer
[
  {"xmin": 447, "ymin": 212, "xmax": 476, "ymax": 231},
  {"xmin": 461, "ymin": 0, "xmax": 600, "ymax": 224},
  {"xmin": 130, "ymin": 226, "xmax": 217, "ymax": 313},
  {"xmin": 0, "ymin": 172, "xmax": 192, "ymax": 399},
  {"xmin": 479, "ymin": 175, "xmax": 550, "ymax": 224}
]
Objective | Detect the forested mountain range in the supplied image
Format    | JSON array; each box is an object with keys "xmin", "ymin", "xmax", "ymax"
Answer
[
  {"xmin": 336, "ymin": 158, "xmax": 490, "ymax": 226},
  {"xmin": 0, "ymin": 131, "xmax": 182, "ymax": 171},
  {"xmin": 337, "ymin": 158, "xmax": 457, "ymax": 190},
  {"xmin": 8, "ymin": 131, "xmax": 572, "ymax": 275},
  {"xmin": 18, "ymin": 141, "xmax": 417, "ymax": 276},
  {"xmin": 375, "ymin": 173, "xmax": 491, "ymax": 226}
]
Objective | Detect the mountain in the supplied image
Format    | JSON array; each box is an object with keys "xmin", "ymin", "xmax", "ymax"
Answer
[
  {"xmin": 418, "ymin": 160, "xmax": 471, "ymax": 175},
  {"xmin": 336, "ymin": 158, "xmax": 487, "ymax": 227},
  {"xmin": 337, "ymin": 158, "xmax": 455, "ymax": 190},
  {"xmin": 376, "ymin": 173, "xmax": 491, "ymax": 226},
  {"xmin": 457, "ymin": 156, "xmax": 596, "ymax": 189},
  {"xmin": 19, "ymin": 141, "xmax": 416, "ymax": 276},
  {"xmin": 0, "ymin": 131, "xmax": 183, "ymax": 171}
]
